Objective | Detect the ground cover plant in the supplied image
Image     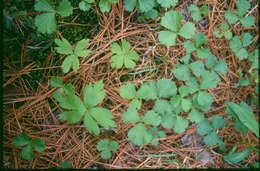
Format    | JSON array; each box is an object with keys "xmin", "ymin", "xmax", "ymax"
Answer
[{"xmin": 3, "ymin": 0, "xmax": 259, "ymax": 169}]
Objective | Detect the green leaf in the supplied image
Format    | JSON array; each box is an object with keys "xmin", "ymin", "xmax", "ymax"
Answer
[
  {"xmin": 89, "ymin": 107, "xmax": 116, "ymax": 128},
  {"xmin": 212, "ymin": 115, "xmax": 226, "ymax": 130},
  {"xmin": 120, "ymin": 83, "xmax": 136, "ymax": 99},
  {"xmin": 179, "ymin": 22, "xmax": 196, "ymax": 39},
  {"xmin": 224, "ymin": 148, "xmax": 251, "ymax": 164},
  {"xmin": 241, "ymin": 33, "xmax": 253, "ymax": 47},
  {"xmin": 225, "ymin": 102, "xmax": 259, "ymax": 137},
  {"xmin": 84, "ymin": 80, "xmax": 106, "ymax": 108},
  {"xmin": 161, "ymin": 113, "xmax": 176, "ymax": 129},
  {"xmin": 200, "ymin": 5, "xmax": 208, "ymax": 15},
  {"xmin": 138, "ymin": 0, "xmax": 155, "ymax": 13},
  {"xmin": 194, "ymin": 33, "xmax": 206, "ymax": 48},
  {"xmin": 137, "ymin": 81, "xmax": 157, "ymax": 100},
  {"xmin": 192, "ymin": 94, "xmax": 211, "ymax": 111},
  {"xmin": 225, "ymin": 11, "xmax": 239, "ymax": 24},
  {"xmin": 51, "ymin": 77, "xmax": 63, "ymax": 87},
  {"xmin": 128, "ymin": 123, "xmax": 153, "ymax": 146},
  {"xmin": 124, "ymin": 0, "xmax": 136, "ymax": 11},
  {"xmin": 129, "ymin": 99, "xmax": 141, "ymax": 109},
  {"xmin": 181, "ymin": 98, "xmax": 192, "ymax": 112},
  {"xmin": 197, "ymin": 91, "xmax": 214, "ymax": 107},
  {"xmin": 99, "ymin": 0, "xmax": 111, "ymax": 13},
  {"xmin": 154, "ymin": 99, "xmax": 173, "ymax": 115},
  {"xmin": 31, "ymin": 138, "xmax": 46, "ymax": 152},
  {"xmin": 101, "ymin": 150, "xmax": 112, "ymax": 159},
  {"xmin": 59, "ymin": 110, "xmax": 84, "ymax": 124},
  {"xmin": 213, "ymin": 59, "xmax": 228, "ymax": 75},
  {"xmin": 57, "ymin": 0, "xmax": 73, "ymax": 17},
  {"xmin": 214, "ymin": 28, "xmax": 223, "ymax": 38},
  {"xmin": 110, "ymin": 140, "xmax": 118, "ymax": 152},
  {"xmin": 221, "ymin": 22, "xmax": 230, "ymax": 30},
  {"xmin": 110, "ymin": 39, "xmax": 139, "ymax": 69},
  {"xmin": 188, "ymin": 109, "xmax": 204, "ymax": 123},
  {"xmin": 157, "ymin": 78, "xmax": 177, "ymax": 98},
  {"xmin": 84, "ymin": 114, "xmax": 100, "ymax": 135},
  {"xmin": 61, "ymin": 160, "xmax": 71, "ymax": 168},
  {"xmin": 205, "ymin": 55, "xmax": 217, "ymax": 69},
  {"xmin": 224, "ymin": 30, "xmax": 232, "ymax": 40},
  {"xmin": 200, "ymin": 70, "xmax": 220, "ymax": 90},
  {"xmin": 142, "ymin": 110, "xmax": 161, "ymax": 126},
  {"xmin": 185, "ymin": 77, "xmax": 199, "ymax": 94},
  {"xmin": 79, "ymin": 1, "xmax": 91, "ymax": 11},
  {"xmin": 197, "ymin": 119, "xmax": 213, "ymax": 136},
  {"xmin": 196, "ymin": 48, "xmax": 211, "ymax": 59},
  {"xmin": 170, "ymin": 95, "xmax": 181, "ymax": 108},
  {"xmin": 188, "ymin": 4, "xmax": 201, "ymax": 21},
  {"xmin": 20, "ymin": 144, "xmax": 33, "ymax": 161},
  {"xmin": 34, "ymin": 0, "xmax": 54, "ymax": 12},
  {"xmin": 74, "ymin": 39, "xmax": 91, "ymax": 57},
  {"xmin": 13, "ymin": 133, "xmax": 30, "ymax": 147},
  {"xmin": 173, "ymin": 116, "xmax": 188, "ymax": 134},
  {"xmin": 180, "ymin": 53, "xmax": 191, "ymax": 64},
  {"xmin": 203, "ymin": 131, "xmax": 220, "ymax": 146},
  {"xmin": 249, "ymin": 49, "xmax": 259, "ymax": 69},
  {"xmin": 55, "ymin": 38, "xmax": 73, "ymax": 55},
  {"xmin": 240, "ymin": 16, "xmax": 255, "ymax": 28},
  {"xmin": 178, "ymin": 86, "xmax": 190, "ymax": 97},
  {"xmin": 35, "ymin": 12, "xmax": 56, "ymax": 34},
  {"xmin": 97, "ymin": 139, "xmax": 109, "ymax": 151},
  {"xmin": 230, "ymin": 36, "xmax": 242, "ymax": 52},
  {"xmin": 161, "ymin": 10, "xmax": 182, "ymax": 32},
  {"xmin": 144, "ymin": 9, "xmax": 158, "ymax": 19},
  {"xmin": 172, "ymin": 64, "xmax": 191, "ymax": 81},
  {"xmin": 61, "ymin": 55, "xmax": 75, "ymax": 73},
  {"xmin": 236, "ymin": 48, "xmax": 248, "ymax": 60},
  {"xmin": 157, "ymin": 0, "xmax": 178, "ymax": 8},
  {"xmin": 189, "ymin": 61, "xmax": 205, "ymax": 77},
  {"xmin": 183, "ymin": 40, "xmax": 196, "ymax": 53},
  {"xmin": 122, "ymin": 107, "xmax": 140, "ymax": 123},
  {"xmin": 236, "ymin": 0, "xmax": 250, "ymax": 17},
  {"xmin": 158, "ymin": 31, "xmax": 177, "ymax": 46}
]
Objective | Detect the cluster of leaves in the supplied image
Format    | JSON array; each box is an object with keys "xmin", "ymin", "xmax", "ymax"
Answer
[
  {"xmin": 79, "ymin": 0, "xmax": 117, "ymax": 13},
  {"xmin": 188, "ymin": 4, "xmax": 208, "ymax": 21},
  {"xmin": 51, "ymin": 77, "xmax": 117, "ymax": 136},
  {"xmin": 34, "ymin": 0, "xmax": 73, "ymax": 34},
  {"xmin": 214, "ymin": 22, "xmax": 233, "ymax": 40},
  {"xmin": 159, "ymin": 10, "xmax": 196, "ymax": 46},
  {"xmin": 224, "ymin": 0, "xmax": 255, "ymax": 28},
  {"xmin": 197, "ymin": 116, "xmax": 226, "ymax": 150},
  {"xmin": 54, "ymin": 38, "xmax": 92, "ymax": 73},
  {"xmin": 96, "ymin": 139, "xmax": 118, "ymax": 159},
  {"xmin": 13, "ymin": 133, "xmax": 46, "ymax": 161}
]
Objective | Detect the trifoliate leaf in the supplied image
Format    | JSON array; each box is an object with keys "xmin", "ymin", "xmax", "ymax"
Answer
[
  {"xmin": 97, "ymin": 139, "xmax": 109, "ymax": 151},
  {"xmin": 197, "ymin": 91, "xmax": 214, "ymax": 107},
  {"xmin": 236, "ymin": 0, "xmax": 250, "ymax": 17},
  {"xmin": 240, "ymin": 16, "xmax": 255, "ymax": 27},
  {"xmin": 137, "ymin": 81, "xmax": 157, "ymax": 100},
  {"xmin": 138, "ymin": 0, "xmax": 155, "ymax": 13},
  {"xmin": 55, "ymin": 38, "xmax": 73, "ymax": 55},
  {"xmin": 84, "ymin": 114, "xmax": 100, "ymax": 135},
  {"xmin": 185, "ymin": 77, "xmax": 199, "ymax": 94},
  {"xmin": 89, "ymin": 107, "xmax": 116, "ymax": 128},
  {"xmin": 179, "ymin": 22, "xmax": 196, "ymax": 39},
  {"xmin": 101, "ymin": 150, "xmax": 111, "ymax": 159},
  {"xmin": 203, "ymin": 131, "xmax": 220, "ymax": 146},
  {"xmin": 170, "ymin": 95, "xmax": 181, "ymax": 108},
  {"xmin": 51, "ymin": 77, "xmax": 63, "ymax": 87},
  {"xmin": 196, "ymin": 48, "xmax": 211, "ymax": 59},
  {"xmin": 241, "ymin": 33, "xmax": 253, "ymax": 47},
  {"xmin": 31, "ymin": 138, "xmax": 46, "ymax": 152},
  {"xmin": 161, "ymin": 10, "xmax": 182, "ymax": 32},
  {"xmin": 172, "ymin": 64, "xmax": 191, "ymax": 81},
  {"xmin": 189, "ymin": 61, "xmax": 205, "ymax": 77},
  {"xmin": 157, "ymin": 78, "xmax": 177, "ymax": 98},
  {"xmin": 188, "ymin": 4, "xmax": 201, "ymax": 21},
  {"xmin": 35, "ymin": 12, "xmax": 56, "ymax": 34},
  {"xmin": 188, "ymin": 109, "xmax": 205, "ymax": 123},
  {"xmin": 110, "ymin": 140, "xmax": 118, "ymax": 152},
  {"xmin": 84, "ymin": 80, "xmax": 106, "ymax": 108},
  {"xmin": 205, "ymin": 55, "xmax": 217, "ymax": 69},
  {"xmin": 157, "ymin": 0, "xmax": 178, "ymax": 8},
  {"xmin": 122, "ymin": 107, "xmax": 140, "ymax": 123},
  {"xmin": 225, "ymin": 11, "xmax": 239, "ymax": 24},
  {"xmin": 57, "ymin": 0, "xmax": 73, "ymax": 17},
  {"xmin": 173, "ymin": 116, "xmax": 188, "ymax": 134},
  {"xmin": 124, "ymin": 0, "xmax": 137, "ymax": 11},
  {"xmin": 34, "ymin": 0, "xmax": 54, "ymax": 12},
  {"xmin": 144, "ymin": 9, "xmax": 158, "ymax": 19},
  {"xmin": 110, "ymin": 39, "xmax": 139, "ymax": 69},
  {"xmin": 120, "ymin": 83, "xmax": 136, "ymax": 99},
  {"xmin": 74, "ymin": 39, "xmax": 92, "ymax": 57},
  {"xmin": 161, "ymin": 113, "xmax": 176, "ymax": 129},
  {"xmin": 142, "ymin": 110, "xmax": 161, "ymax": 126},
  {"xmin": 99, "ymin": 0, "xmax": 111, "ymax": 13},
  {"xmin": 154, "ymin": 99, "xmax": 173, "ymax": 115},
  {"xmin": 200, "ymin": 71, "xmax": 220, "ymax": 90},
  {"xmin": 129, "ymin": 99, "xmax": 141, "ymax": 109},
  {"xmin": 213, "ymin": 59, "xmax": 228, "ymax": 75},
  {"xmin": 197, "ymin": 119, "xmax": 213, "ymax": 136},
  {"xmin": 158, "ymin": 31, "xmax": 177, "ymax": 46},
  {"xmin": 79, "ymin": 1, "xmax": 91, "ymax": 11},
  {"xmin": 20, "ymin": 144, "xmax": 33, "ymax": 161},
  {"xmin": 194, "ymin": 33, "xmax": 207, "ymax": 48},
  {"xmin": 212, "ymin": 115, "xmax": 226, "ymax": 130},
  {"xmin": 179, "ymin": 86, "xmax": 190, "ymax": 98},
  {"xmin": 183, "ymin": 40, "xmax": 196, "ymax": 53},
  {"xmin": 181, "ymin": 98, "xmax": 192, "ymax": 112},
  {"xmin": 128, "ymin": 123, "xmax": 153, "ymax": 146},
  {"xmin": 224, "ymin": 148, "xmax": 250, "ymax": 164},
  {"xmin": 13, "ymin": 133, "xmax": 30, "ymax": 147},
  {"xmin": 59, "ymin": 110, "xmax": 84, "ymax": 124}
]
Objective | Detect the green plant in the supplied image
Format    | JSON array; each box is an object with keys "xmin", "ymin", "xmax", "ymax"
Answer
[
  {"xmin": 229, "ymin": 33, "xmax": 253, "ymax": 60},
  {"xmin": 214, "ymin": 22, "xmax": 233, "ymax": 40},
  {"xmin": 223, "ymin": 145, "xmax": 251, "ymax": 164},
  {"xmin": 13, "ymin": 133, "xmax": 46, "ymax": 161},
  {"xmin": 61, "ymin": 160, "xmax": 71, "ymax": 168},
  {"xmin": 183, "ymin": 32, "xmax": 212, "ymax": 59},
  {"xmin": 188, "ymin": 4, "xmax": 208, "ymax": 21},
  {"xmin": 51, "ymin": 77, "xmax": 117, "ymax": 136},
  {"xmin": 79, "ymin": 0, "xmax": 94, "ymax": 11},
  {"xmin": 97, "ymin": 139, "xmax": 118, "ymax": 159},
  {"xmin": 54, "ymin": 38, "xmax": 92, "ymax": 73},
  {"xmin": 34, "ymin": 0, "xmax": 73, "ymax": 34},
  {"xmin": 224, "ymin": 0, "xmax": 255, "ymax": 28},
  {"xmin": 158, "ymin": 10, "xmax": 196, "ymax": 46},
  {"xmin": 99, "ymin": 0, "xmax": 118, "ymax": 13},
  {"xmin": 110, "ymin": 39, "xmax": 139, "ymax": 69}
]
